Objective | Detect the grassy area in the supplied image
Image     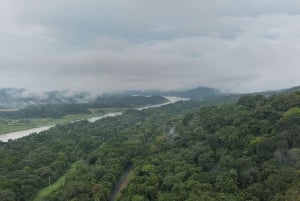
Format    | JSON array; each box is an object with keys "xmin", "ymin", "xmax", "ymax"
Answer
[
  {"xmin": 0, "ymin": 108, "xmax": 126, "ymax": 134},
  {"xmin": 34, "ymin": 162, "xmax": 79, "ymax": 201}
]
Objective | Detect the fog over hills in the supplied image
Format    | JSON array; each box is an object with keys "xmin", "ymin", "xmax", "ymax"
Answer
[
  {"xmin": 0, "ymin": 88, "xmax": 94, "ymax": 109},
  {"xmin": 119, "ymin": 86, "xmax": 223, "ymax": 99},
  {"xmin": 2, "ymin": 85, "xmax": 300, "ymax": 109},
  {"xmin": 1, "ymin": 1, "xmax": 300, "ymax": 200},
  {"xmin": 0, "ymin": 86, "xmax": 223, "ymax": 109}
]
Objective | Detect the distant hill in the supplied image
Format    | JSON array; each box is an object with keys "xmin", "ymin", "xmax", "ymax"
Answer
[
  {"xmin": 0, "ymin": 95, "xmax": 168, "ymax": 119},
  {"xmin": 119, "ymin": 86, "xmax": 223, "ymax": 99},
  {"xmin": 92, "ymin": 95, "xmax": 168, "ymax": 108},
  {"xmin": 0, "ymin": 88, "xmax": 94, "ymax": 109},
  {"xmin": 2, "ymin": 85, "xmax": 300, "ymax": 109},
  {"xmin": 173, "ymin": 86, "xmax": 222, "ymax": 99},
  {"xmin": 244, "ymin": 85, "xmax": 300, "ymax": 96}
]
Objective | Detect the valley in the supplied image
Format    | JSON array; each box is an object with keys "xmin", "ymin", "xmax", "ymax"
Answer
[
  {"xmin": 0, "ymin": 96, "xmax": 187, "ymax": 142},
  {"xmin": 0, "ymin": 88, "xmax": 300, "ymax": 201},
  {"xmin": 0, "ymin": 108, "xmax": 117, "ymax": 135},
  {"xmin": 1, "ymin": 2, "xmax": 299, "ymax": 200}
]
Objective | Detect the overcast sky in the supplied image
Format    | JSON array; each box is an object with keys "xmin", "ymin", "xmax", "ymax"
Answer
[{"xmin": 1, "ymin": 0, "xmax": 300, "ymax": 94}]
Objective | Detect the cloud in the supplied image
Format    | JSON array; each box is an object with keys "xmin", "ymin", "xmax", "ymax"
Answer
[{"xmin": 0, "ymin": 0, "xmax": 300, "ymax": 93}]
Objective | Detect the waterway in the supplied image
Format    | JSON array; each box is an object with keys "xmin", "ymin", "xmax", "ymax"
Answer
[{"xmin": 0, "ymin": 96, "xmax": 188, "ymax": 142}]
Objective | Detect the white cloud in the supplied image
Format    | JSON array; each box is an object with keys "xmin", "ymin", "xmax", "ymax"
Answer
[{"xmin": 1, "ymin": 0, "xmax": 300, "ymax": 93}]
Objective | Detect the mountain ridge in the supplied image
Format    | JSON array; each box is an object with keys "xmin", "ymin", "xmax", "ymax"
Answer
[{"xmin": 1, "ymin": 85, "xmax": 300, "ymax": 109}]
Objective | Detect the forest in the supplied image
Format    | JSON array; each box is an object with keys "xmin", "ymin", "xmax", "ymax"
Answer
[
  {"xmin": 0, "ymin": 95, "xmax": 168, "ymax": 134},
  {"xmin": 0, "ymin": 92, "xmax": 300, "ymax": 201},
  {"xmin": 0, "ymin": 95, "xmax": 168, "ymax": 119}
]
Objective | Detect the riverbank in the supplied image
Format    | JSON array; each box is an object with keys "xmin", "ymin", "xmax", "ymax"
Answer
[
  {"xmin": 0, "ymin": 97, "xmax": 188, "ymax": 142},
  {"xmin": 0, "ymin": 108, "xmax": 123, "ymax": 135}
]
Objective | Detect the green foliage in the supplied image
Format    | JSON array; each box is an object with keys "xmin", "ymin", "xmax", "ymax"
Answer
[
  {"xmin": 0, "ymin": 95, "xmax": 167, "ymax": 119},
  {"xmin": 283, "ymin": 107, "xmax": 300, "ymax": 119},
  {"xmin": 0, "ymin": 104, "xmax": 90, "ymax": 119},
  {"xmin": 1, "ymin": 92, "xmax": 300, "ymax": 201},
  {"xmin": 34, "ymin": 162, "xmax": 79, "ymax": 201},
  {"xmin": 250, "ymin": 136, "xmax": 265, "ymax": 146}
]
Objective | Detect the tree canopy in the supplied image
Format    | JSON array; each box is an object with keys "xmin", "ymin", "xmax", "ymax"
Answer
[{"xmin": 0, "ymin": 92, "xmax": 300, "ymax": 201}]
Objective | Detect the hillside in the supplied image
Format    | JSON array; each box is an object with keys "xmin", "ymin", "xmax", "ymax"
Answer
[
  {"xmin": 0, "ymin": 88, "xmax": 93, "ymax": 109},
  {"xmin": 0, "ymin": 86, "xmax": 221, "ymax": 109},
  {"xmin": 118, "ymin": 86, "xmax": 223, "ymax": 99},
  {"xmin": 0, "ymin": 95, "xmax": 168, "ymax": 119},
  {"xmin": 0, "ymin": 92, "xmax": 300, "ymax": 200},
  {"xmin": 0, "ymin": 95, "xmax": 168, "ymax": 135}
]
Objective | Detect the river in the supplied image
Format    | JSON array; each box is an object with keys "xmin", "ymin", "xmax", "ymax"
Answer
[{"xmin": 0, "ymin": 97, "xmax": 188, "ymax": 142}]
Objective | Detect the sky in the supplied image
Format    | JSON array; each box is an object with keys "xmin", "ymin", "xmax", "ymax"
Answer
[{"xmin": 1, "ymin": 0, "xmax": 300, "ymax": 94}]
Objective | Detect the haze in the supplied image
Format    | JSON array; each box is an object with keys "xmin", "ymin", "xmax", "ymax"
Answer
[{"xmin": 1, "ymin": 0, "xmax": 300, "ymax": 94}]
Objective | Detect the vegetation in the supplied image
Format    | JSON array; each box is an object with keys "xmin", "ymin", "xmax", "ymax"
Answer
[
  {"xmin": 0, "ymin": 104, "xmax": 90, "ymax": 119},
  {"xmin": 0, "ymin": 95, "xmax": 167, "ymax": 119},
  {"xmin": 34, "ymin": 162, "xmax": 79, "ymax": 201},
  {"xmin": 121, "ymin": 86, "xmax": 223, "ymax": 99},
  {"xmin": 0, "ymin": 92, "xmax": 300, "ymax": 200},
  {"xmin": 0, "ymin": 95, "xmax": 167, "ymax": 134},
  {"xmin": 0, "ymin": 108, "xmax": 121, "ymax": 134},
  {"xmin": 0, "ymin": 89, "xmax": 93, "ymax": 109}
]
